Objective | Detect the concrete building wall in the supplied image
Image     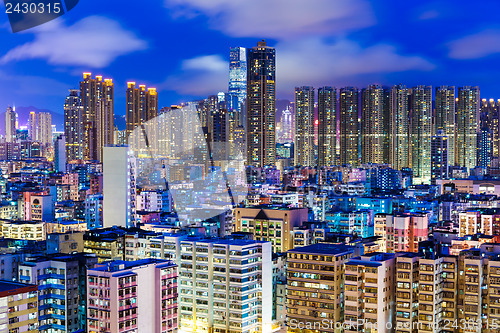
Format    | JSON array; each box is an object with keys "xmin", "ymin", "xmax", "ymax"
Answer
[{"xmin": 103, "ymin": 146, "xmax": 133, "ymax": 228}]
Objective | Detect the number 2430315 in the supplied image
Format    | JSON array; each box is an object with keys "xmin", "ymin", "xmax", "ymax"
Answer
[{"xmin": 5, "ymin": 2, "xmax": 62, "ymax": 14}]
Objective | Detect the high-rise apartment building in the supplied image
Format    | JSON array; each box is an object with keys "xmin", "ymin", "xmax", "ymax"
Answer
[
  {"xmin": 246, "ymin": 40, "xmax": 276, "ymax": 167},
  {"xmin": 64, "ymin": 89, "xmax": 84, "ymax": 161},
  {"xmin": 177, "ymin": 239, "xmax": 272, "ymax": 333},
  {"xmin": 478, "ymin": 126, "xmax": 493, "ymax": 168},
  {"xmin": 390, "ymin": 85, "xmax": 410, "ymax": 170},
  {"xmin": 481, "ymin": 98, "xmax": 500, "ymax": 161},
  {"xmin": 36, "ymin": 112, "xmax": 52, "ymax": 145},
  {"xmin": 287, "ymin": 244, "xmax": 355, "ymax": 332},
  {"xmin": 431, "ymin": 131, "xmax": 449, "ymax": 184},
  {"xmin": 126, "ymin": 82, "xmax": 158, "ymax": 142},
  {"xmin": 318, "ymin": 87, "xmax": 337, "ymax": 167},
  {"xmin": 435, "ymin": 86, "xmax": 456, "ymax": 165},
  {"xmin": 362, "ymin": 85, "xmax": 389, "ymax": 164},
  {"xmin": 294, "ymin": 86, "xmax": 315, "ymax": 167},
  {"xmin": 340, "ymin": 87, "xmax": 360, "ymax": 166},
  {"xmin": 5, "ymin": 106, "xmax": 17, "ymax": 143},
  {"xmin": 87, "ymin": 259, "xmax": 178, "ymax": 333},
  {"xmin": 0, "ymin": 280, "xmax": 38, "ymax": 332},
  {"xmin": 28, "ymin": 111, "xmax": 36, "ymax": 140},
  {"xmin": 456, "ymin": 86, "xmax": 480, "ymax": 171},
  {"xmin": 228, "ymin": 47, "xmax": 247, "ymax": 127},
  {"xmin": 79, "ymin": 73, "xmax": 114, "ymax": 162},
  {"xmin": 410, "ymin": 86, "xmax": 433, "ymax": 184}
]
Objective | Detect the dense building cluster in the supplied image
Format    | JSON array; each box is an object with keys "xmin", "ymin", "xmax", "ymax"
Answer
[{"xmin": 1, "ymin": 40, "xmax": 500, "ymax": 333}]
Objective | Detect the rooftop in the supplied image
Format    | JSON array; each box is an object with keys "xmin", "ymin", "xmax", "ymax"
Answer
[
  {"xmin": 90, "ymin": 258, "xmax": 174, "ymax": 273},
  {"xmin": 0, "ymin": 280, "xmax": 37, "ymax": 296},
  {"xmin": 288, "ymin": 243, "xmax": 355, "ymax": 255}
]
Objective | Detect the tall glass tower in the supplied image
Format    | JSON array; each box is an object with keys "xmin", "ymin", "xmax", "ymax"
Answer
[{"xmin": 228, "ymin": 47, "xmax": 247, "ymax": 127}]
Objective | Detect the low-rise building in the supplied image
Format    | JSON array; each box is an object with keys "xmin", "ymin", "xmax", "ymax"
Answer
[
  {"xmin": 234, "ymin": 206, "xmax": 308, "ymax": 252},
  {"xmin": 0, "ymin": 220, "xmax": 46, "ymax": 241}
]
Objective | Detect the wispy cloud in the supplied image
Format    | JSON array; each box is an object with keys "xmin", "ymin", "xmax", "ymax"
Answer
[
  {"xmin": 1, "ymin": 16, "xmax": 148, "ymax": 67},
  {"xmin": 164, "ymin": 0, "xmax": 375, "ymax": 39},
  {"xmin": 418, "ymin": 9, "xmax": 440, "ymax": 20},
  {"xmin": 448, "ymin": 29, "xmax": 500, "ymax": 59},
  {"xmin": 161, "ymin": 55, "xmax": 228, "ymax": 96}
]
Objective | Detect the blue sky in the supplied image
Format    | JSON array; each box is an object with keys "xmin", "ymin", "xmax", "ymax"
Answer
[{"xmin": 2, "ymin": 0, "xmax": 500, "ymax": 120}]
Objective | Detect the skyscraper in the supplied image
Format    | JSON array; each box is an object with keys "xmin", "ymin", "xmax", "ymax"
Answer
[
  {"xmin": 389, "ymin": 85, "xmax": 410, "ymax": 170},
  {"xmin": 228, "ymin": 47, "xmax": 247, "ymax": 127},
  {"xmin": 318, "ymin": 87, "xmax": 337, "ymax": 167},
  {"xmin": 54, "ymin": 134, "xmax": 66, "ymax": 172},
  {"xmin": 481, "ymin": 98, "xmax": 500, "ymax": 161},
  {"xmin": 28, "ymin": 111, "xmax": 36, "ymax": 140},
  {"xmin": 211, "ymin": 97, "xmax": 231, "ymax": 166},
  {"xmin": 456, "ymin": 86, "xmax": 480, "ymax": 171},
  {"xmin": 410, "ymin": 86, "xmax": 433, "ymax": 184},
  {"xmin": 435, "ymin": 86, "xmax": 456, "ymax": 164},
  {"xmin": 294, "ymin": 86, "xmax": 315, "ymax": 167},
  {"xmin": 36, "ymin": 112, "xmax": 52, "ymax": 145},
  {"xmin": 281, "ymin": 106, "xmax": 293, "ymax": 142},
  {"xmin": 5, "ymin": 106, "xmax": 17, "ymax": 143},
  {"xmin": 96, "ymin": 93, "xmax": 114, "ymax": 162},
  {"xmin": 477, "ymin": 127, "xmax": 492, "ymax": 168},
  {"xmin": 64, "ymin": 89, "xmax": 84, "ymax": 161},
  {"xmin": 126, "ymin": 82, "xmax": 158, "ymax": 140},
  {"xmin": 431, "ymin": 131, "xmax": 449, "ymax": 185},
  {"xmin": 339, "ymin": 87, "xmax": 360, "ymax": 166},
  {"xmin": 79, "ymin": 73, "xmax": 114, "ymax": 162},
  {"xmin": 246, "ymin": 40, "xmax": 276, "ymax": 167},
  {"xmin": 361, "ymin": 85, "xmax": 389, "ymax": 164}
]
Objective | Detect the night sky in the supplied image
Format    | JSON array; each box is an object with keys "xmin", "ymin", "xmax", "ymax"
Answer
[{"xmin": 1, "ymin": 0, "xmax": 500, "ymax": 123}]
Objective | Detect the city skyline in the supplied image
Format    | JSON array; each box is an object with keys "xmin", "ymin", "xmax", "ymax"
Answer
[
  {"xmin": 2, "ymin": 2, "xmax": 500, "ymax": 333},
  {"xmin": 2, "ymin": 1, "xmax": 500, "ymax": 115}
]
